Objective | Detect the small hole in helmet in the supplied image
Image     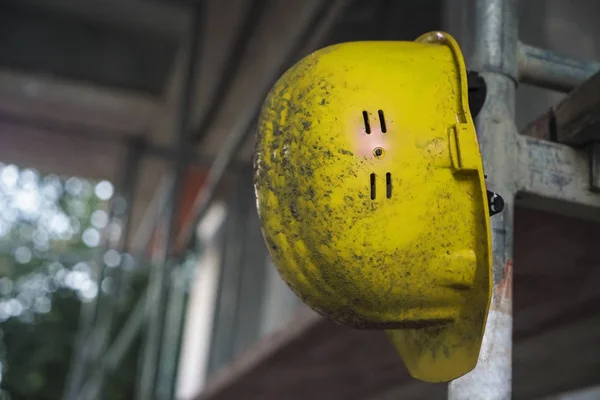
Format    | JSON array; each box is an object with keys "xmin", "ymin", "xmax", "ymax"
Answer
[
  {"xmin": 362, "ymin": 111, "xmax": 371, "ymax": 134},
  {"xmin": 386, "ymin": 172, "xmax": 392, "ymax": 198},
  {"xmin": 370, "ymin": 173, "xmax": 376, "ymax": 200},
  {"xmin": 378, "ymin": 110, "xmax": 387, "ymax": 133}
]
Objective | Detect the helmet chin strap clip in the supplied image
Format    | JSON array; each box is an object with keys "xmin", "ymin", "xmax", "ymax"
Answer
[
  {"xmin": 483, "ymin": 175, "xmax": 504, "ymax": 216},
  {"xmin": 486, "ymin": 190, "xmax": 504, "ymax": 216}
]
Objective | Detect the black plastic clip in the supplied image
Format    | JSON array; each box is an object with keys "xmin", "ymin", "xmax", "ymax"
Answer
[{"xmin": 487, "ymin": 190, "xmax": 504, "ymax": 216}]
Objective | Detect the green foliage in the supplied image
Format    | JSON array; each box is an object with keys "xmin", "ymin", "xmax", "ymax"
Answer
[{"xmin": 0, "ymin": 164, "xmax": 144, "ymax": 399}]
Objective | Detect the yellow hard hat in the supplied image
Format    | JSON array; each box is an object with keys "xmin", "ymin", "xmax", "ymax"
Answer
[{"xmin": 254, "ymin": 31, "xmax": 492, "ymax": 382}]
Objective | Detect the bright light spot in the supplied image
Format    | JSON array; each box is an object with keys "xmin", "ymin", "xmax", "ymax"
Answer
[
  {"xmin": 95, "ymin": 181, "xmax": 114, "ymax": 201},
  {"xmin": 73, "ymin": 262, "xmax": 91, "ymax": 274},
  {"xmin": 54, "ymin": 268, "xmax": 67, "ymax": 286},
  {"xmin": 103, "ymin": 249, "xmax": 121, "ymax": 268},
  {"xmin": 1, "ymin": 207, "xmax": 17, "ymax": 223},
  {"xmin": 107, "ymin": 222, "xmax": 122, "ymax": 242},
  {"xmin": 65, "ymin": 177, "xmax": 83, "ymax": 196},
  {"xmin": 91, "ymin": 210, "xmax": 109, "ymax": 229},
  {"xmin": 34, "ymin": 296, "xmax": 51, "ymax": 314},
  {"xmin": 0, "ymin": 278, "xmax": 13, "ymax": 295},
  {"xmin": 14, "ymin": 246, "xmax": 32, "ymax": 264},
  {"xmin": 17, "ymin": 293, "xmax": 32, "ymax": 309},
  {"xmin": 33, "ymin": 230, "xmax": 49, "ymax": 250},
  {"xmin": 69, "ymin": 200, "xmax": 87, "ymax": 218},
  {"xmin": 41, "ymin": 175, "xmax": 62, "ymax": 200},
  {"xmin": 47, "ymin": 261, "xmax": 64, "ymax": 275},
  {"xmin": 121, "ymin": 253, "xmax": 135, "ymax": 270},
  {"xmin": 101, "ymin": 277, "xmax": 114, "ymax": 294},
  {"xmin": 65, "ymin": 270, "xmax": 88, "ymax": 290},
  {"xmin": 79, "ymin": 281, "xmax": 98, "ymax": 302},
  {"xmin": 80, "ymin": 180, "xmax": 93, "ymax": 198},
  {"xmin": 0, "ymin": 303, "xmax": 9, "ymax": 322},
  {"xmin": 20, "ymin": 169, "xmax": 39, "ymax": 190},
  {"xmin": 15, "ymin": 189, "xmax": 40, "ymax": 214},
  {"xmin": 41, "ymin": 182, "xmax": 60, "ymax": 201},
  {"xmin": 0, "ymin": 220, "xmax": 9, "ymax": 237},
  {"xmin": 197, "ymin": 202, "xmax": 227, "ymax": 241},
  {"xmin": 1, "ymin": 165, "xmax": 19, "ymax": 187},
  {"xmin": 49, "ymin": 213, "xmax": 71, "ymax": 235},
  {"xmin": 6, "ymin": 299, "xmax": 23, "ymax": 317},
  {"xmin": 82, "ymin": 228, "xmax": 101, "ymax": 247}
]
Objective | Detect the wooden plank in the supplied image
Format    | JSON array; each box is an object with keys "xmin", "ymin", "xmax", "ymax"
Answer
[
  {"xmin": 555, "ymin": 71, "xmax": 600, "ymax": 145},
  {"xmin": 522, "ymin": 70, "xmax": 600, "ymax": 146}
]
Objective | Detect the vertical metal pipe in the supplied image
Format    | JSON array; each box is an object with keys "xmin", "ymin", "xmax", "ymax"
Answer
[
  {"xmin": 448, "ymin": 1, "xmax": 518, "ymax": 399},
  {"xmin": 136, "ymin": 3, "xmax": 203, "ymax": 399},
  {"xmin": 71, "ymin": 141, "xmax": 142, "ymax": 400},
  {"xmin": 155, "ymin": 264, "xmax": 190, "ymax": 399}
]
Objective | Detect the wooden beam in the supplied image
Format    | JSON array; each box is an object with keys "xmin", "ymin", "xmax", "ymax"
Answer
[
  {"xmin": 555, "ymin": 71, "xmax": 600, "ymax": 145},
  {"xmin": 521, "ymin": 70, "xmax": 600, "ymax": 146}
]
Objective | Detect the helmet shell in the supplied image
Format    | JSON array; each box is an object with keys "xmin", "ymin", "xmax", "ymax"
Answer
[{"xmin": 254, "ymin": 31, "xmax": 492, "ymax": 382}]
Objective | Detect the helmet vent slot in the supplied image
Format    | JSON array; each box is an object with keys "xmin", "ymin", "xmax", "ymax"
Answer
[
  {"xmin": 386, "ymin": 172, "xmax": 392, "ymax": 198},
  {"xmin": 362, "ymin": 111, "xmax": 371, "ymax": 134},
  {"xmin": 370, "ymin": 173, "xmax": 376, "ymax": 199},
  {"xmin": 378, "ymin": 110, "xmax": 387, "ymax": 133}
]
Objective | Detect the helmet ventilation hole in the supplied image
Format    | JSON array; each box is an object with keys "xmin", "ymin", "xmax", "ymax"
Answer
[
  {"xmin": 362, "ymin": 111, "xmax": 371, "ymax": 134},
  {"xmin": 370, "ymin": 173, "xmax": 376, "ymax": 199},
  {"xmin": 386, "ymin": 172, "xmax": 392, "ymax": 198},
  {"xmin": 378, "ymin": 110, "xmax": 387, "ymax": 133}
]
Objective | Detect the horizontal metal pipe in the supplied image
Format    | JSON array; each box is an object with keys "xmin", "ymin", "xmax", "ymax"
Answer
[{"xmin": 518, "ymin": 42, "xmax": 600, "ymax": 93}]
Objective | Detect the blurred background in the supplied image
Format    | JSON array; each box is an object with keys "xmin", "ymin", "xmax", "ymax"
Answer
[{"xmin": 0, "ymin": 0, "xmax": 599, "ymax": 399}]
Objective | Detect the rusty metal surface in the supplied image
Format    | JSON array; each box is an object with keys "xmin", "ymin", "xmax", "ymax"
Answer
[{"xmin": 448, "ymin": 1, "xmax": 517, "ymax": 398}]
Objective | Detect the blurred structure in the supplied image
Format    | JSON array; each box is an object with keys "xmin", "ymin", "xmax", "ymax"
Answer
[{"xmin": 0, "ymin": 0, "xmax": 598, "ymax": 399}]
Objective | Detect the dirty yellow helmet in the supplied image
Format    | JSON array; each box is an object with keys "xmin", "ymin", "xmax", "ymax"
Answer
[{"xmin": 254, "ymin": 31, "xmax": 492, "ymax": 382}]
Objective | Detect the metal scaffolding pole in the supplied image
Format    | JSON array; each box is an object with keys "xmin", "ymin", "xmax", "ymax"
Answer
[
  {"xmin": 449, "ymin": 0, "xmax": 517, "ymax": 399},
  {"xmin": 63, "ymin": 138, "xmax": 142, "ymax": 400},
  {"xmin": 136, "ymin": 2, "xmax": 203, "ymax": 399},
  {"xmin": 448, "ymin": 1, "xmax": 600, "ymax": 399},
  {"xmin": 70, "ymin": 2, "xmax": 347, "ymax": 398},
  {"xmin": 86, "ymin": 139, "xmax": 143, "ymax": 400}
]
